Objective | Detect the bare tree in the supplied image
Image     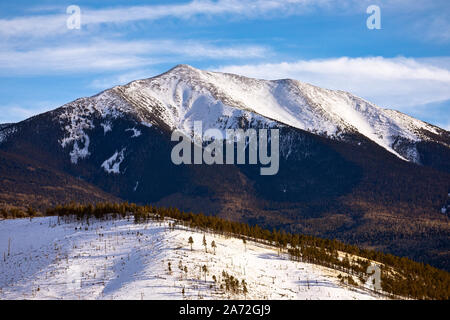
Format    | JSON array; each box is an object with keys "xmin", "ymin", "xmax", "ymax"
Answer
[
  {"xmin": 188, "ymin": 236, "xmax": 194, "ymax": 251},
  {"xmin": 211, "ymin": 240, "xmax": 217, "ymax": 255}
]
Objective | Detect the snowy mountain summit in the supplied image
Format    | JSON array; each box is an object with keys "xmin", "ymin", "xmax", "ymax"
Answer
[{"xmin": 58, "ymin": 64, "xmax": 448, "ymax": 164}]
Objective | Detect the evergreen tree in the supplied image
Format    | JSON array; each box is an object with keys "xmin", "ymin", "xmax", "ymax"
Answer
[{"xmin": 242, "ymin": 279, "xmax": 248, "ymax": 298}]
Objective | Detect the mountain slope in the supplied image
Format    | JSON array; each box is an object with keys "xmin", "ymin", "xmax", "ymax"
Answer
[{"xmin": 0, "ymin": 149, "xmax": 120, "ymax": 213}]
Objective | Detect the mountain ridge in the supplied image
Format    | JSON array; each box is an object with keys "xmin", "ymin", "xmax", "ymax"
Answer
[
  {"xmin": 51, "ymin": 64, "xmax": 449, "ymax": 165},
  {"xmin": 2, "ymin": 64, "xmax": 448, "ymax": 164}
]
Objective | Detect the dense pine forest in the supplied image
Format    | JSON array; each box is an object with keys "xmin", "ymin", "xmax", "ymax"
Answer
[{"xmin": 29, "ymin": 202, "xmax": 449, "ymax": 300}]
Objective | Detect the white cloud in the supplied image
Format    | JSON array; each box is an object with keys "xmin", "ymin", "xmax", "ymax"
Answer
[
  {"xmin": 419, "ymin": 15, "xmax": 450, "ymax": 43},
  {"xmin": 1, "ymin": 0, "xmax": 448, "ymax": 46},
  {"xmin": 214, "ymin": 56, "xmax": 450, "ymax": 109},
  {"xmin": 0, "ymin": 14, "xmax": 66, "ymax": 38},
  {"xmin": 0, "ymin": 40, "xmax": 269, "ymax": 74},
  {"xmin": 0, "ymin": 0, "xmax": 367, "ymax": 38}
]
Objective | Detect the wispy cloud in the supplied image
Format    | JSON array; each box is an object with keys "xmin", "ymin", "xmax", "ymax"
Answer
[
  {"xmin": 418, "ymin": 15, "xmax": 450, "ymax": 43},
  {"xmin": 215, "ymin": 56, "xmax": 450, "ymax": 109},
  {"xmin": 90, "ymin": 70, "xmax": 157, "ymax": 90},
  {"xmin": 0, "ymin": 0, "xmax": 378, "ymax": 38},
  {"xmin": 401, "ymin": 99, "xmax": 450, "ymax": 131},
  {"xmin": 1, "ymin": 0, "xmax": 448, "ymax": 44},
  {"xmin": 0, "ymin": 0, "xmax": 327, "ymax": 38},
  {"xmin": 0, "ymin": 40, "xmax": 269, "ymax": 75},
  {"xmin": 0, "ymin": 103, "xmax": 55, "ymax": 123}
]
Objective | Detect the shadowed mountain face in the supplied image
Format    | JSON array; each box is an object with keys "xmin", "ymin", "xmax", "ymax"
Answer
[{"xmin": 0, "ymin": 65, "xmax": 449, "ymax": 270}]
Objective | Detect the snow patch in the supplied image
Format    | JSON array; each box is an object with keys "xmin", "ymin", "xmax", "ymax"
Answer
[
  {"xmin": 0, "ymin": 125, "xmax": 17, "ymax": 144},
  {"xmin": 101, "ymin": 148, "xmax": 126, "ymax": 174},
  {"xmin": 125, "ymin": 128, "xmax": 141, "ymax": 138},
  {"xmin": 58, "ymin": 91, "xmax": 136, "ymax": 163},
  {"xmin": 141, "ymin": 122, "xmax": 153, "ymax": 128},
  {"xmin": 69, "ymin": 134, "xmax": 91, "ymax": 164},
  {"xmin": 59, "ymin": 101, "xmax": 95, "ymax": 164},
  {"xmin": 101, "ymin": 121, "xmax": 112, "ymax": 135}
]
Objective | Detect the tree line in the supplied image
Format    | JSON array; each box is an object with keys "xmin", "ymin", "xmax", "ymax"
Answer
[{"xmin": 45, "ymin": 202, "xmax": 450, "ymax": 300}]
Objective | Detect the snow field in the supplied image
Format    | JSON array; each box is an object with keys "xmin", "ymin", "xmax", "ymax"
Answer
[{"xmin": 0, "ymin": 216, "xmax": 384, "ymax": 300}]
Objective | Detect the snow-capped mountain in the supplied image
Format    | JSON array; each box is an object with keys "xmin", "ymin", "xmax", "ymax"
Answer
[
  {"xmin": 0, "ymin": 64, "xmax": 449, "ymax": 272},
  {"xmin": 54, "ymin": 64, "xmax": 448, "ymax": 164}
]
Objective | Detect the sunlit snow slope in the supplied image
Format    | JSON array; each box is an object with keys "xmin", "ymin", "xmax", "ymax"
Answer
[{"xmin": 0, "ymin": 217, "xmax": 384, "ymax": 300}]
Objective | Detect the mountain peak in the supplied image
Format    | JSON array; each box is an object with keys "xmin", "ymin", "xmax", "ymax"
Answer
[
  {"xmin": 166, "ymin": 64, "xmax": 201, "ymax": 75},
  {"xmin": 173, "ymin": 63, "xmax": 197, "ymax": 70},
  {"xmin": 52, "ymin": 64, "xmax": 449, "ymax": 164}
]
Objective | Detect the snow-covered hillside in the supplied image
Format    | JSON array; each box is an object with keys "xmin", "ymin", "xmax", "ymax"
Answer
[
  {"xmin": 0, "ymin": 216, "xmax": 384, "ymax": 300},
  {"xmin": 51, "ymin": 64, "xmax": 447, "ymax": 164}
]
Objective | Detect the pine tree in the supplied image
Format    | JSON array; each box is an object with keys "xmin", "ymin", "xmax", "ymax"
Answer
[
  {"xmin": 26, "ymin": 207, "xmax": 37, "ymax": 219},
  {"xmin": 242, "ymin": 279, "xmax": 248, "ymax": 298},
  {"xmin": 0, "ymin": 208, "xmax": 7, "ymax": 219}
]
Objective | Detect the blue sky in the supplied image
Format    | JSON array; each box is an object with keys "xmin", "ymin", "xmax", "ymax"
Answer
[{"xmin": 0, "ymin": 0, "xmax": 449, "ymax": 129}]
